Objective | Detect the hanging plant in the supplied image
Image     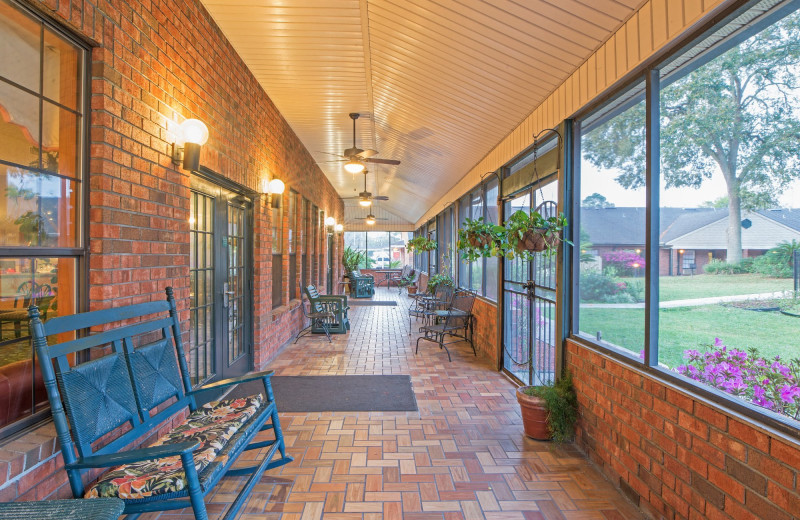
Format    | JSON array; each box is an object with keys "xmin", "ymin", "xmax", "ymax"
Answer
[
  {"xmin": 407, "ymin": 236, "xmax": 436, "ymax": 252},
  {"xmin": 503, "ymin": 210, "xmax": 569, "ymax": 259},
  {"xmin": 457, "ymin": 217, "xmax": 506, "ymax": 262},
  {"xmin": 427, "ymin": 272, "xmax": 454, "ymax": 293}
]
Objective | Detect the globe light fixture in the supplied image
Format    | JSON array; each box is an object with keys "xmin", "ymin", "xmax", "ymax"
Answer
[
  {"xmin": 172, "ymin": 118, "xmax": 209, "ymax": 171},
  {"xmin": 334, "ymin": 223, "xmax": 344, "ymax": 234},
  {"xmin": 365, "ymin": 214, "xmax": 376, "ymax": 226},
  {"xmin": 358, "ymin": 196, "xmax": 372, "ymax": 207},
  {"xmin": 344, "ymin": 158, "xmax": 365, "ymax": 174}
]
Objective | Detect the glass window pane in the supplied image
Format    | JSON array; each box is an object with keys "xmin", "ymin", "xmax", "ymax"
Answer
[
  {"xmin": 1, "ymin": 166, "xmax": 80, "ymax": 248},
  {"xmin": 0, "ymin": 82, "xmax": 40, "ymax": 168},
  {"xmin": 272, "ymin": 203, "xmax": 282, "ymax": 254},
  {"xmin": 0, "ymin": 257, "xmax": 77, "ymax": 427},
  {"xmin": 43, "ymin": 26, "xmax": 81, "ymax": 110},
  {"xmin": 659, "ymin": 7, "xmax": 800, "ymax": 422},
  {"xmin": 485, "ymin": 178, "xmax": 499, "ymax": 299},
  {"xmin": 0, "ymin": 0, "xmax": 41, "ymax": 92},
  {"xmin": 41, "ymin": 101, "xmax": 80, "ymax": 177},
  {"xmin": 578, "ymin": 84, "xmax": 646, "ymax": 356}
]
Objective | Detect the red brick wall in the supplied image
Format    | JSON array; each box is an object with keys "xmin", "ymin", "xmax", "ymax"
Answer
[
  {"xmin": 567, "ymin": 339, "xmax": 800, "ymax": 520},
  {"xmin": 472, "ymin": 297, "xmax": 498, "ymax": 364},
  {"xmin": 2, "ymin": 0, "xmax": 343, "ymax": 502}
]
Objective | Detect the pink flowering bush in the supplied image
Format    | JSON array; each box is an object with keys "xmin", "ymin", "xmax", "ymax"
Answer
[
  {"xmin": 677, "ymin": 339, "xmax": 800, "ymax": 420},
  {"xmin": 602, "ymin": 250, "xmax": 646, "ymax": 275}
]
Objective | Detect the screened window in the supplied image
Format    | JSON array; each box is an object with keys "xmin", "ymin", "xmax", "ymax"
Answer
[
  {"xmin": 573, "ymin": 0, "xmax": 800, "ymax": 427},
  {"xmin": 0, "ymin": 0, "xmax": 86, "ymax": 435},
  {"xmin": 453, "ymin": 177, "xmax": 498, "ymax": 300},
  {"xmin": 343, "ymin": 232, "xmax": 411, "ymax": 269},
  {"xmin": 575, "ymin": 81, "xmax": 646, "ymax": 357}
]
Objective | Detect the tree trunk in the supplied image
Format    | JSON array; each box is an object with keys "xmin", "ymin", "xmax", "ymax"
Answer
[{"xmin": 726, "ymin": 187, "xmax": 743, "ymax": 264}]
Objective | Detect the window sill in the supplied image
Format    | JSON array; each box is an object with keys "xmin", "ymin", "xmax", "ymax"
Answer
[
  {"xmin": 0, "ymin": 419, "xmax": 59, "ymax": 487},
  {"xmin": 270, "ymin": 300, "xmax": 301, "ymax": 320}
]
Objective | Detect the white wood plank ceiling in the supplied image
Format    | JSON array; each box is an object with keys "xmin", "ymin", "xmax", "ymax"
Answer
[{"xmin": 202, "ymin": 0, "xmax": 646, "ymax": 228}]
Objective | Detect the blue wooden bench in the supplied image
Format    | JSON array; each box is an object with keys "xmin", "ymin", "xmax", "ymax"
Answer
[
  {"xmin": 29, "ymin": 287, "xmax": 293, "ymax": 520},
  {"xmin": 305, "ymin": 285, "xmax": 350, "ymax": 334},
  {"xmin": 347, "ymin": 269, "xmax": 375, "ymax": 298}
]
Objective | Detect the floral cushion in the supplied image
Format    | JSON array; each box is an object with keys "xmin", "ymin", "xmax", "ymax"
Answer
[{"xmin": 86, "ymin": 394, "xmax": 263, "ymax": 501}]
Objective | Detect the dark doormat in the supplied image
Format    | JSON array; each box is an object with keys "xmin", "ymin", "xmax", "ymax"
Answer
[
  {"xmin": 226, "ymin": 375, "xmax": 417, "ymax": 412},
  {"xmin": 348, "ymin": 300, "xmax": 397, "ymax": 306}
]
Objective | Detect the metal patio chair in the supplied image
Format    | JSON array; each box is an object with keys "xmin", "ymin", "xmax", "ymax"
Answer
[{"xmin": 416, "ymin": 289, "xmax": 477, "ymax": 361}]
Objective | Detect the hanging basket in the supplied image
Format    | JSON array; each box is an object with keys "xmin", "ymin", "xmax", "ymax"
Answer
[
  {"xmin": 467, "ymin": 232, "xmax": 493, "ymax": 249},
  {"xmin": 517, "ymin": 229, "xmax": 560, "ymax": 253}
]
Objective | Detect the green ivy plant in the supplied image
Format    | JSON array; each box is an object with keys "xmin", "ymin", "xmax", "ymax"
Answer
[
  {"xmin": 407, "ymin": 236, "xmax": 436, "ymax": 252},
  {"xmin": 427, "ymin": 272, "xmax": 454, "ymax": 293},
  {"xmin": 503, "ymin": 210, "xmax": 569, "ymax": 259},
  {"xmin": 523, "ymin": 371, "xmax": 578, "ymax": 444},
  {"xmin": 456, "ymin": 217, "xmax": 506, "ymax": 262}
]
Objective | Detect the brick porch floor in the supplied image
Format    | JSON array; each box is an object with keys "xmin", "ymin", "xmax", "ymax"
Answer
[{"xmin": 148, "ymin": 288, "xmax": 641, "ymax": 520}]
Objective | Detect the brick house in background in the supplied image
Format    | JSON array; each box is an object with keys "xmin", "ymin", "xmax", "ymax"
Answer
[
  {"xmin": 581, "ymin": 207, "xmax": 800, "ymax": 275},
  {"xmin": 0, "ymin": 0, "xmax": 343, "ymax": 501}
]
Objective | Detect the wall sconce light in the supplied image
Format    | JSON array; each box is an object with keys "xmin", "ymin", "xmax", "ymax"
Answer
[
  {"xmin": 263, "ymin": 178, "xmax": 285, "ymax": 209},
  {"xmin": 172, "ymin": 119, "xmax": 209, "ymax": 171},
  {"xmin": 325, "ymin": 216, "xmax": 336, "ymax": 234},
  {"xmin": 334, "ymin": 223, "xmax": 344, "ymax": 234}
]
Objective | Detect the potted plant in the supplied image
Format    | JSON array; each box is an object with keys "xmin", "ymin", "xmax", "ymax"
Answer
[
  {"xmin": 342, "ymin": 246, "xmax": 366, "ymax": 275},
  {"xmin": 515, "ymin": 371, "xmax": 577, "ymax": 443},
  {"xmin": 504, "ymin": 210, "xmax": 569, "ymax": 258},
  {"xmin": 427, "ymin": 272, "xmax": 454, "ymax": 293},
  {"xmin": 407, "ymin": 236, "xmax": 437, "ymax": 253},
  {"xmin": 457, "ymin": 217, "xmax": 506, "ymax": 262}
]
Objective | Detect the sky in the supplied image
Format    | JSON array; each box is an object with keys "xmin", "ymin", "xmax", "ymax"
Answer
[{"xmin": 581, "ymin": 162, "xmax": 800, "ymax": 209}]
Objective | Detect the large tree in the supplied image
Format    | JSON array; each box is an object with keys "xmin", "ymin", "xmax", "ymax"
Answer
[{"xmin": 583, "ymin": 12, "xmax": 800, "ymax": 263}]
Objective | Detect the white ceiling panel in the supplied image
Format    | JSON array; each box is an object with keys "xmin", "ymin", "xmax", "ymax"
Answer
[{"xmin": 202, "ymin": 0, "xmax": 645, "ymax": 227}]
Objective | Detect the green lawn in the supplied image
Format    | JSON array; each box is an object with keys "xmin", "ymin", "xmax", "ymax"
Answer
[
  {"xmin": 579, "ymin": 304, "xmax": 800, "ymax": 368},
  {"xmin": 619, "ymin": 274, "xmax": 794, "ymax": 301}
]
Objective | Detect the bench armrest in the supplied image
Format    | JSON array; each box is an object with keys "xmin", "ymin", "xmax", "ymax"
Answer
[
  {"xmin": 66, "ymin": 441, "xmax": 200, "ymax": 470},
  {"xmin": 189, "ymin": 369, "xmax": 275, "ymax": 393},
  {"xmin": 318, "ymin": 295, "xmax": 348, "ymax": 310}
]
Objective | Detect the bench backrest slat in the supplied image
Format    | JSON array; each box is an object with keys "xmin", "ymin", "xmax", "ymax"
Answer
[
  {"xmin": 43, "ymin": 300, "xmax": 172, "ymax": 336},
  {"xmin": 28, "ymin": 287, "xmax": 193, "ymax": 498}
]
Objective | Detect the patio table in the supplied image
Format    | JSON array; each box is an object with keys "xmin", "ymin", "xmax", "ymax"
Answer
[{"xmin": 0, "ymin": 498, "xmax": 125, "ymax": 520}]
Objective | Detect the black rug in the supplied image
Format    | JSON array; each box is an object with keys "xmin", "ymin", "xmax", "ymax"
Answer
[
  {"xmin": 227, "ymin": 375, "xmax": 417, "ymax": 412},
  {"xmin": 348, "ymin": 300, "xmax": 397, "ymax": 306}
]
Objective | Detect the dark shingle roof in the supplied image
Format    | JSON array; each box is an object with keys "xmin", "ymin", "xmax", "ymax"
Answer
[{"xmin": 580, "ymin": 207, "xmax": 800, "ymax": 246}]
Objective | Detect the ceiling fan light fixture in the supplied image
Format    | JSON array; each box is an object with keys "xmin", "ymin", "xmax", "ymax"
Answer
[
  {"xmin": 358, "ymin": 197, "xmax": 372, "ymax": 207},
  {"xmin": 344, "ymin": 158, "xmax": 365, "ymax": 174},
  {"xmin": 365, "ymin": 214, "xmax": 376, "ymax": 226}
]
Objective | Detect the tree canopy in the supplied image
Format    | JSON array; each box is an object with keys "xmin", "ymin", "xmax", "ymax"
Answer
[{"xmin": 583, "ymin": 11, "xmax": 800, "ymax": 263}]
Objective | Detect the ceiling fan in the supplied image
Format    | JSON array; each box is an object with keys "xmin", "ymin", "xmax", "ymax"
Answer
[
  {"xmin": 343, "ymin": 170, "xmax": 389, "ymax": 207},
  {"xmin": 319, "ymin": 113, "xmax": 401, "ymax": 173},
  {"xmin": 356, "ymin": 212, "xmax": 388, "ymax": 226}
]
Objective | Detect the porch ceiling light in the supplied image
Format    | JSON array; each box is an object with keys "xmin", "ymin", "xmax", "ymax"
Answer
[
  {"xmin": 344, "ymin": 158, "xmax": 365, "ymax": 174},
  {"xmin": 365, "ymin": 214, "xmax": 376, "ymax": 226},
  {"xmin": 358, "ymin": 196, "xmax": 372, "ymax": 207},
  {"xmin": 172, "ymin": 118, "xmax": 209, "ymax": 171}
]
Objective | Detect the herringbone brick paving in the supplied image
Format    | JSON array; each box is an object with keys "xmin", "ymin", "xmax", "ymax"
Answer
[{"xmin": 145, "ymin": 288, "xmax": 641, "ymax": 519}]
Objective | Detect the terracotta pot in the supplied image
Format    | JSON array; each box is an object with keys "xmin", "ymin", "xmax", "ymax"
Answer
[
  {"xmin": 516, "ymin": 386, "xmax": 551, "ymax": 440},
  {"xmin": 407, "ymin": 285, "xmax": 418, "ymax": 294},
  {"xmin": 518, "ymin": 229, "xmax": 559, "ymax": 253}
]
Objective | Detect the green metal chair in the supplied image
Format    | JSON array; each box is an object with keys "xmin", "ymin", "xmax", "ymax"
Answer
[
  {"xmin": 348, "ymin": 269, "xmax": 375, "ymax": 298},
  {"xmin": 304, "ymin": 285, "xmax": 350, "ymax": 334}
]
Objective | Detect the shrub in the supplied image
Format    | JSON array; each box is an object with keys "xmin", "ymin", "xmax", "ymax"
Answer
[
  {"xmin": 580, "ymin": 270, "xmax": 642, "ymax": 303},
  {"xmin": 601, "ymin": 250, "xmax": 645, "ymax": 276},
  {"xmin": 677, "ymin": 339, "xmax": 800, "ymax": 420},
  {"xmin": 752, "ymin": 254, "xmax": 793, "ymax": 278},
  {"xmin": 703, "ymin": 259, "xmax": 749, "ymax": 275}
]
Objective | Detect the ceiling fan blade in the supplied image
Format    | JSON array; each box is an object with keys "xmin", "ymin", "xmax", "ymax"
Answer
[
  {"xmin": 343, "ymin": 146, "xmax": 363, "ymax": 158},
  {"xmin": 356, "ymin": 149, "xmax": 378, "ymax": 159},
  {"xmin": 317, "ymin": 151, "xmax": 345, "ymax": 158},
  {"xmin": 365, "ymin": 158, "xmax": 401, "ymax": 165},
  {"xmin": 373, "ymin": 196, "xmax": 389, "ymax": 201}
]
